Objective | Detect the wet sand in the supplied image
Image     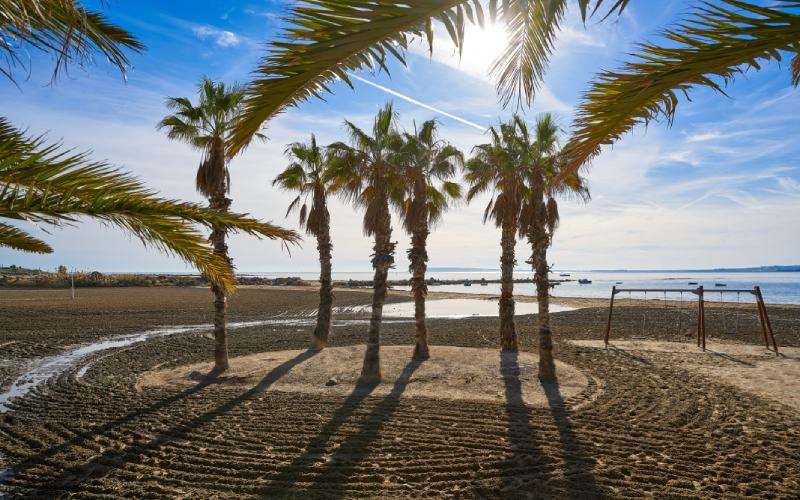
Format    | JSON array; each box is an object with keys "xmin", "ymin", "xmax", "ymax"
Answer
[{"xmin": 1, "ymin": 286, "xmax": 799, "ymax": 497}]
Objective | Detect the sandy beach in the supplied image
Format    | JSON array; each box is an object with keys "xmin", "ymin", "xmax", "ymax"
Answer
[{"xmin": 1, "ymin": 286, "xmax": 799, "ymax": 497}]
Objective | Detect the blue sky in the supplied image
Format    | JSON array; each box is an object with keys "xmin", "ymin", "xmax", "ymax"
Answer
[{"xmin": 2, "ymin": 1, "xmax": 799, "ymax": 272}]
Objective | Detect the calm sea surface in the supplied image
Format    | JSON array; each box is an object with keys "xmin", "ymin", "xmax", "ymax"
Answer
[{"xmin": 244, "ymin": 271, "xmax": 800, "ymax": 305}]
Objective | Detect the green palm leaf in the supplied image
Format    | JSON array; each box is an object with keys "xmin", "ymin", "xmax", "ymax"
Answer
[
  {"xmin": 562, "ymin": 0, "xmax": 800, "ymax": 178},
  {"xmin": 0, "ymin": 116, "xmax": 299, "ymax": 291},
  {"xmin": 1, "ymin": 0, "xmax": 143, "ymax": 81},
  {"xmin": 0, "ymin": 222, "xmax": 51, "ymax": 253},
  {"xmin": 490, "ymin": 0, "xmax": 567, "ymax": 108},
  {"xmin": 229, "ymin": 0, "xmax": 632, "ymax": 156}
]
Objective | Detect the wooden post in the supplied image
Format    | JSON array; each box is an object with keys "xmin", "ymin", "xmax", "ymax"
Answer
[
  {"xmin": 604, "ymin": 286, "xmax": 616, "ymax": 347},
  {"xmin": 71, "ymin": 273, "xmax": 75, "ymax": 300},
  {"xmin": 755, "ymin": 286, "xmax": 778, "ymax": 355},
  {"xmin": 696, "ymin": 286, "xmax": 703, "ymax": 348},
  {"xmin": 698, "ymin": 286, "xmax": 706, "ymax": 351},
  {"xmin": 755, "ymin": 287, "xmax": 770, "ymax": 349}
]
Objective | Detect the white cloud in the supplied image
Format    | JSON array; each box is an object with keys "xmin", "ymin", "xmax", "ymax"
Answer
[
  {"xmin": 686, "ymin": 130, "xmax": 722, "ymax": 142},
  {"xmin": 557, "ymin": 25, "xmax": 606, "ymax": 48},
  {"xmin": 659, "ymin": 150, "xmax": 700, "ymax": 166},
  {"xmin": 191, "ymin": 25, "xmax": 240, "ymax": 47}
]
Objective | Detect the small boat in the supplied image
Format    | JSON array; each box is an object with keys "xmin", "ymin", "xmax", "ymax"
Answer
[
  {"xmin": 615, "ymin": 282, "xmax": 623, "ymax": 285},
  {"xmin": 688, "ymin": 282, "xmax": 698, "ymax": 285},
  {"xmin": 578, "ymin": 279, "xmax": 592, "ymax": 284},
  {"xmin": 715, "ymin": 283, "xmax": 727, "ymax": 287},
  {"xmin": 559, "ymin": 273, "xmax": 570, "ymax": 277}
]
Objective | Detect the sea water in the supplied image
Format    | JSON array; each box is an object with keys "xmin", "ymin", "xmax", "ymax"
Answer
[{"xmin": 244, "ymin": 271, "xmax": 800, "ymax": 305}]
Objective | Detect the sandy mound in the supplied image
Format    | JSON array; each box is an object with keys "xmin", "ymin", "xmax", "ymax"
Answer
[
  {"xmin": 138, "ymin": 345, "xmax": 589, "ymax": 407},
  {"xmin": 571, "ymin": 340, "xmax": 800, "ymax": 410}
]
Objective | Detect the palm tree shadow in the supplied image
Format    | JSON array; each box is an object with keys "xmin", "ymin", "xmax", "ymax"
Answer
[
  {"xmin": 284, "ymin": 357, "xmax": 425, "ymax": 498},
  {"xmin": 499, "ymin": 351, "xmax": 551, "ymax": 493},
  {"xmin": 2, "ymin": 367, "xmax": 222, "ymax": 485},
  {"xmin": 541, "ymin": 381, "xmax": 603, "ymax": 497},
  {"xmin": 256, "ymin": 377, "xmax": 380, "ymax": 496},
  {"xmin": 17, "ymin": 349, "xmax": 319, "ymax": 493}
]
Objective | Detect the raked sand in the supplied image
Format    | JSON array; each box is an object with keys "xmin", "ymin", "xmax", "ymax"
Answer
[
  {"xmin": 138, "ymin": 345, "xmax": 590, "ymax": 407},
  {"xmin": 571, "ymin": 340, "xmax": 800, "ymax": 410}
]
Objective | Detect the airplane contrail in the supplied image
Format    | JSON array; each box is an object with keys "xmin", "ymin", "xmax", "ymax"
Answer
[{"xmin": 348, "ymin": 73, "xmax": 486, "ymax": 131}]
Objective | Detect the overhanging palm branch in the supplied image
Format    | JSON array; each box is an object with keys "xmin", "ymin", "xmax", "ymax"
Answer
[
  {"xmin": 561, "ymin": 0, "xmax": 800, "ymax": 178},
  {"xmin": 229, "ymin": 0, "xmax": 631, "ymax": 156},
  {"xmin": 0, "ymin": 0, "xmax": 143, "ymax": 82},
  {"xmin": 0, "ymin": 117, "xmax": 299, "ymax": 291},
  {"xmin": 0, "ymin": 222, "xmax": 51, "ymax": 253},
  {"xmin": 490, "ymin": 0, "xmax": 567, "ymax": 108}
]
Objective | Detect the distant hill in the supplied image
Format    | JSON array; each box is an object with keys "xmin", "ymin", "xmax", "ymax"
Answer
[
  {"xmin": 589, "ymin": 265, "xmax": 800, "ymax": 273},
  {"xmin": 708, "ymin": 265, "xmax": 800, "ymax": 272}
]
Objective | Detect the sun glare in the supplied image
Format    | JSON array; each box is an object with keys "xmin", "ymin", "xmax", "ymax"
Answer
[{"xmin": 458, "ymin": 23, "xmax": 509, "ymax": 78}]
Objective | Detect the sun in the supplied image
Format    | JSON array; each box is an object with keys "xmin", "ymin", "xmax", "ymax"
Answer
[{"xmin": 458, "ymin": 23, "xmax": 509, "ymax": 78}]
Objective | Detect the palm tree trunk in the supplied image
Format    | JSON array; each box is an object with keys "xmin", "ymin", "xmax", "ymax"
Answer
[
  {"xmin": 362, "ymin": 191, "xmax": 394, "ymax": 383},
  {"xmin": 530, "ymin": 177, "xmax": 557, "ymax": 381},
  {"xmin": 409, "ymin": 223, "xmax": 430, "ymax": 359},
  {"xmin": 533, "ymin": 231, "xmax": 556, "ymax": 381},
  {"xmin": 313, "ymin": 199, "xmax": 333, "ymax": 350},
  {"xmin": 409, "ymin": 182, "xmax": 430, "ymax": 359},
  {"xmin": 499, "ymin": 218, "xmax": 518, "ymax": 352},
  {"xmin": 208, "ymin": 193, "xmax": 231, "ymax": 373}
]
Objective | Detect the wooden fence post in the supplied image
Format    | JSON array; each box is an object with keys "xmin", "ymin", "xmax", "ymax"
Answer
[
  {"xmin": 604, "ymin": 286, "xmax": 616, "ymax": 347},
  {"xmin": 755, "ymin": 286, "xmax": 778, "ymax": 355}
]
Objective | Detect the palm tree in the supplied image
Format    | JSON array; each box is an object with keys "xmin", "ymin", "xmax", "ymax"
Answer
[
  {"xmin": 1, "ymin": 1, "xmax": 299, "ymax": 292},
  {"xmin": 464, "ymin": 121, "xmax": 527, "ymax": 352},
  {"xmin": 561, "ymin": 0, "xmax": 800, "ymax": 178},
  {"xmin": 516, "ymin": 114, "xmax": 589, "ymax": 381},
  {"xmin": 397, "ymin": 120, "xmax": 463, "ymax": 359},
  {"xmin": 229, "ymin": 0, "xmax": 630, "ymax": 155},
  {"xmin": 158, "ymin": 78, "xmax": 265, "ymax": 372},
  {"xmin": 327, "ymin": 102, "xmax": 404, "ymax": 383},
  {"xmin": 274, "ymin": 135, "xmax": 335, "ymax": 350}
]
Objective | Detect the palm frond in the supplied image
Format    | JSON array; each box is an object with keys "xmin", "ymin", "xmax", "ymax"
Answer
[
  {"xmin": 1, "ymin": 0, "xmax": 143, "ymax": 82},
  {"xmin": 0, "ymin": 222, "xmax": 52, "ymax": 253},
  {"xmin": 562, "ymin": 0, "xmax": 800, "ymax": 179},
  {"xmin": 490, "ymin": 0, "xmax": 567, "ymax": 108},
  {"xmin": 577, "ymin": 0, "xmax": 631, "ymax": 22},
  {"xmin": 0, "ymin": 116, "xmax": 299, "ymax": 291},
  {"xmin": 230, "ymin": 0, "xmax": 633, "ymax": 156}
]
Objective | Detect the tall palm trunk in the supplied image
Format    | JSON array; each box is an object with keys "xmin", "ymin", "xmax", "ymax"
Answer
[
  {"xmin": 409, "ymin": 179, "xmax": 430, "ymax": 359},
  {"xmin": 499, "ymin": 216, "xmax": 518, "ymax": 352},
  {"xmin": 204, "ymin": 140, "xmax": 231, "ymax": 372},
  {"xmin": 208, "ymin": 192, "xmax": 231, "ymax": 373},
  {"xmin": 313, "ymin": 193, "xmax": 333, "ymax": 350},
  {"xmin": 530, "ymin": 173, "xmax": 556, "ymax": 381},
  {"xmin": 362, "ymin": 178, "xmax": 394, "ymax": 383}
]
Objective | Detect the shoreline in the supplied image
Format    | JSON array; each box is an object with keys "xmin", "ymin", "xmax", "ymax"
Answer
[{"xmin": 234, "ymin": 284, "xmax": 800, "ymax": 309}]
